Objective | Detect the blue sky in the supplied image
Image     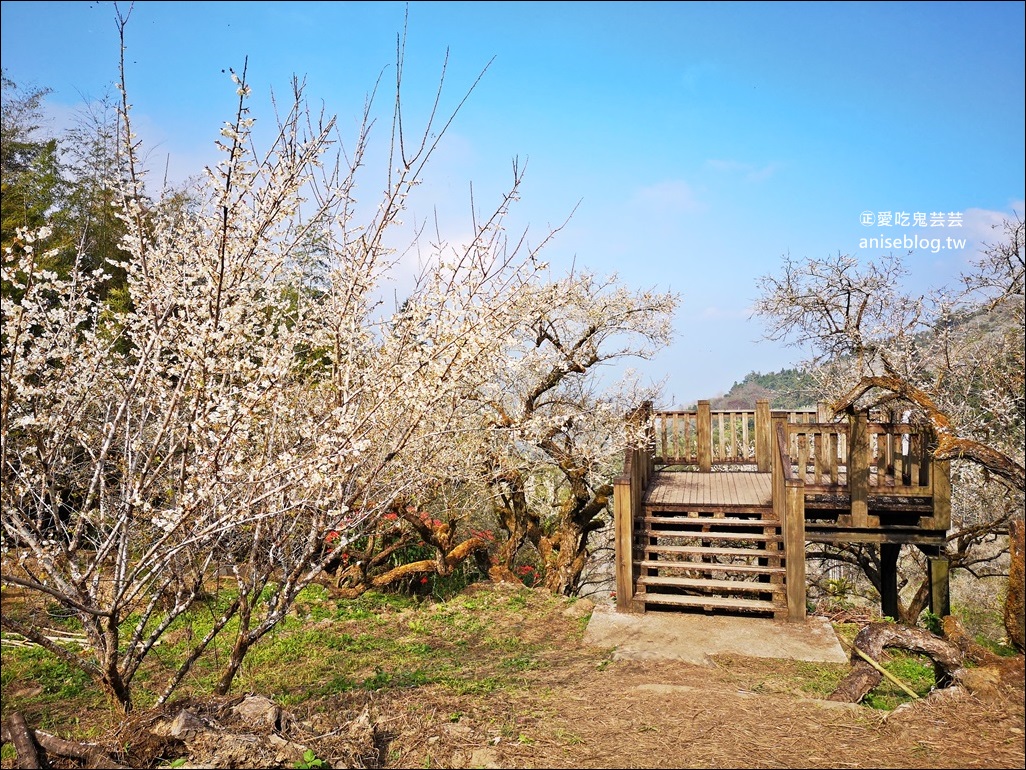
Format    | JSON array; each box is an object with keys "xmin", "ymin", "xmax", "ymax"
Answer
[{"xmin": 2, "ymin": 1, "xmax": 1024, "ymax": 407}]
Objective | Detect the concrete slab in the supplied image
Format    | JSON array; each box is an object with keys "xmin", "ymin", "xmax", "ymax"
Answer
[{"xmin": 583, "ymin": 604, "xmax": 848, "ymax": 666}]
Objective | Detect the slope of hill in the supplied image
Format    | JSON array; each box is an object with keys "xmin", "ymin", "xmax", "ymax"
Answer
[{"xmin": 704, "ymin": 368, "xmax": 818, "ymax": 411}]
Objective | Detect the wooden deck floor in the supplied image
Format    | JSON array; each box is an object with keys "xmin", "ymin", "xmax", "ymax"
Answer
[{"xmin": 644, "ymin": 471, "xmax": 772, "ymax": 510}]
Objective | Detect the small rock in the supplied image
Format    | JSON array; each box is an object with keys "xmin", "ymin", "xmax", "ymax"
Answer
[
  {"xmin": 469, "ymin": 747, "xmax": 501, "ymax": 768},
  {"xmin": 443, "ymin": 722, "xmax": 475, "ymax": 738},
  {"xmin": 233, "ymin": 695, "xmax": 282, "ymax": 729},
  {"xmin": 562, "ymin": 597, "xmax": 595, "ymax": 619},
  {"xmin": 165, "ymin": 710, "xmax": 209, "ymax": 739}
]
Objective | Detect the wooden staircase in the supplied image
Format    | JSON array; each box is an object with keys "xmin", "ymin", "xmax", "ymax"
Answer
[
  {"xmin": 634, "ymin": 504, "xmax": 788, "ymax": 617},
  {"xmin": 615, "ymin": 399, "xmax": 953, "ymax": 622}
]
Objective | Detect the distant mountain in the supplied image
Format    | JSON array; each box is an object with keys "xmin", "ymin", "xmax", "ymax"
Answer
[
  {"xmin": 705, "ymin": 368, "xmax": 818, "ymax": 411},
  {"xmin": 700, "ymin": 296, "xmax": 1023, "ymax": 412}
]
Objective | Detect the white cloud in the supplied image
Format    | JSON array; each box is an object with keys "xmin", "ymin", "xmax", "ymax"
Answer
[
  {"xmin": 705, "ymin": 158, "xmax": 781, "ymax": 183},
  {"xmin": 630, "ymin": 180, "xmax": 706, "ymax": 214},
  {"xmin": 961, "ymin": 202, "xmax": 1024, "ymax": 248}
]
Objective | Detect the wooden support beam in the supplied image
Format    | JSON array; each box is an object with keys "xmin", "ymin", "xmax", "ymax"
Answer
[
  {"xmin": 785, "ymin": 479, "xmax": 807, "ymax": 622},
  {"xmin": 613, "ymin": 474, "xmax": 635, "ymax": 613},
  {"xmin": 880, "ymin": 543, "xmax": 901, "ymax": 620},
  {"xmin": 849, "ymin": 410, "xmax": 870, "ymax": 528},
  {"xmin": 933, "ymin": 458, "xmax": 951, "ymax": 530},
  {"xmin": 928, "ymin": 555, "xmax": 950, "ymax": 618}
]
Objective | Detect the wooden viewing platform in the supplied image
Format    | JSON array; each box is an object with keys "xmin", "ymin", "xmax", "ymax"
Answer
[{"xmin": 613, "ymin": 400, "xmax": 952, "ymax": 622}]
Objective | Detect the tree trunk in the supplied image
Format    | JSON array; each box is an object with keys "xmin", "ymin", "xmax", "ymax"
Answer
[
  {"xmin": 215, "ymin": 635, "xmax": 250, "ymax": 696},
  {"xmin": 1006, "ymin": 519, "xmax": 1025, "ymax": 652},
  {"xmin": 539, "ymin": 524, "xmax": 589, "ymax": 595}
]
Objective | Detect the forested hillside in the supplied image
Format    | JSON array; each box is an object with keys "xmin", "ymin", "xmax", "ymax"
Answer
[{"xmin": 707, "ymin": 368, "xmax": 817, "ymax": 410}]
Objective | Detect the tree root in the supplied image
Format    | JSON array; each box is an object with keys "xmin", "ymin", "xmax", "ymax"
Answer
[{"xmin": 829, "ymin": 621, "xmax": 966, "ymax": 703}]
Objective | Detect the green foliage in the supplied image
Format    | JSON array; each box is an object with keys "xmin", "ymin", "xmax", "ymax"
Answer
[
  {"xmin": 922, "ymin": 610, "xmax": 943, "ymax": 635},
  {"xmin": 862, "ymin": 653, "xmax": 937, "ymax": 711},
  {"xmin": 294, "ymin": 748, "xmax": 330, "ymax": 769}
]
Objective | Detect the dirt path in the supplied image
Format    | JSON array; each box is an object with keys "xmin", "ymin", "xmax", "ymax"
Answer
[{"xmin": 364, "ymin": 652, "xmax": 1025, "ymax": 769}]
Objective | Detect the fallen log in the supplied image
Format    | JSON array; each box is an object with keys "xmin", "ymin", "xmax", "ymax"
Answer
[
  {"xmin": 2, "ymin": 712, "xmax": 41, "ymax": 769},
  {"xmin": 829, "ymin": 621, "xmax": 966, "ymax": 703},
  {"xmin": 1, "ymin": 711, "xmax": 130, "ymax": 769}
]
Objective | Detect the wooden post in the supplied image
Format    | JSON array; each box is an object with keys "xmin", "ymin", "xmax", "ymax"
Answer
[
  {"xmin": 849, "ymin": 410, "xmax": 869, "ymax": 528},
  {"xmin": 613, "ymin": 470, "xmax": 635, "ymax": 613},
  {"xmin": 785, "ymin": 479, "xmax": 806, "ymax": 622},
  {"xmin": 756, "ymin": 399, "xmax": 771, "ymax": 472},
  {"xmin": 932, "ymin": 458, "xmax": 951, "ymax": 530},
  {"xmin": 880, "ymin": 543, "xmax": 900, "ymax": 620},
  {"xmin": 697, "ymin": 400, "xmax": 712, "ymax": 473},
  {"xmin": 772, "ymin": 417, "xmax": 786, "ymax": 524},
  {"xmin": 928, "ymin": 554, "xmax": 951, "ymax": 618},
  {"xmin": 816, "ymin": 401, "xmax": 831, "ymax": 423}
]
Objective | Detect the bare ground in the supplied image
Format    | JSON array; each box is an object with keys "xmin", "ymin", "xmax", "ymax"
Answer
[{"xmin": 4, "ymin": 584, "xmax": 1024, "ymax": 769}]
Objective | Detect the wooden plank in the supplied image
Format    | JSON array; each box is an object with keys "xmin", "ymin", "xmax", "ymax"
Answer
[
  {"xmin": 829, "ymin": 433, "xmax": 839, "ymax": 485},
  {"xmin": 784, "ymin": 479, "xmax": 806, "ymax": 622},
  {"xmin": 640, "ymin": 594, "xmax": 784, "ymax": 612},
  {"xmin": 644, "ymin": 544, "xmax": 779, "ymax": 558},
  {"xmin": 642, "ymin": 471, "xmax": 772, "ymax": 509},
  {"xmin": 756, "ymin": 400, "xmax": 771, "ymax": 472},
  {"xmin": 642, "ymin": 530, "xmax": 777, "ymax": 542},
  {"xmin": 638, "ymin": 560, "xmax": 785, "ymax": 575},
  {"xmin": 643, "ymin": 516, "xmax": 778, "ymax": 527},
  {"xmin": 698, "ymin": 401, "xmax": 712, "ymax": 472},
  {"xmin": 638, "ymin": 575, "xmax": 786, "ymax": 593},
  {"xmin": 803, "ymin": 530, "xmax": 948, "ymax": 545},
  {"xmin": 849, "ymin": 411, "xmax": 870, "ymax": 527},
  {"xmin": 933, "ymin": 458, "xmax": 951, "ymax": 529}
]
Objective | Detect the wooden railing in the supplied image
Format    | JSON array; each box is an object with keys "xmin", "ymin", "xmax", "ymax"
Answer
[
  {"xmin": 784, "ymin": 413, "xmax": 949, "ymax": 522},
  {"xmin": 653, "ymin": 400, "xmax": 820, "ymax": 472}
]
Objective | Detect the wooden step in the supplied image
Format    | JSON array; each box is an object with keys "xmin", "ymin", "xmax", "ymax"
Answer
[
  {"xmin": 637, "ymin": 575, "xmax": 785, "ymax": 593},
  {"xmin": 643, "ymin": 544, "xmax": 781, "ymax": 559},
  {"xmin": 643, "ymin": 515, "xmax": 778, "ymax": 527},
  {"xmin": 640, "ymin": 529, "xmax": 777, "ymax": 542},
  {"xmin": 638, "ymin": 560, "xmax": 785, "ymax": 576},
  {"xmin": 644, "ymin": 505, "xmax": 773, "ymax": 515},
  {"xmin": 637, "ymin": 593, "xmax": 784, "ymax": 613}
]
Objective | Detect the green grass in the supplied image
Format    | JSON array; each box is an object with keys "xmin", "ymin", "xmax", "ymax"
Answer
[
  {"xmin": 862, "ymin": 652, "xmax": 938, "ymax": 711},
  {"xmin": 6, "ymin": 578, "xmax": 1005, "ymax": 740}
]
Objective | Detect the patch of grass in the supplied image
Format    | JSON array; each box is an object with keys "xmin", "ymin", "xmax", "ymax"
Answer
[
  {"xmin": 506, "ymin": 593, "xmax": 528, "ymax": 611},
  {"xmin": 713, "ymin": 654, "xmax": 848, "ymax": 699},
  {"xmin": 974, "ymin": 634, "xmax": 1020, "ymax": 657},
  {"xmin": 2, "ymin": 583, "xmax": 578, "ymax": 738},
  {"xmin": 446, "ymin": 675, "xmax": 503, "ymax": 695},
  {"xmin": 501, "ymin": 655, "xmax": 541, "ymax": 672},
  {"xmin": 863, "ymin": 652, "xmax": 937, "ymax": 710}
]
